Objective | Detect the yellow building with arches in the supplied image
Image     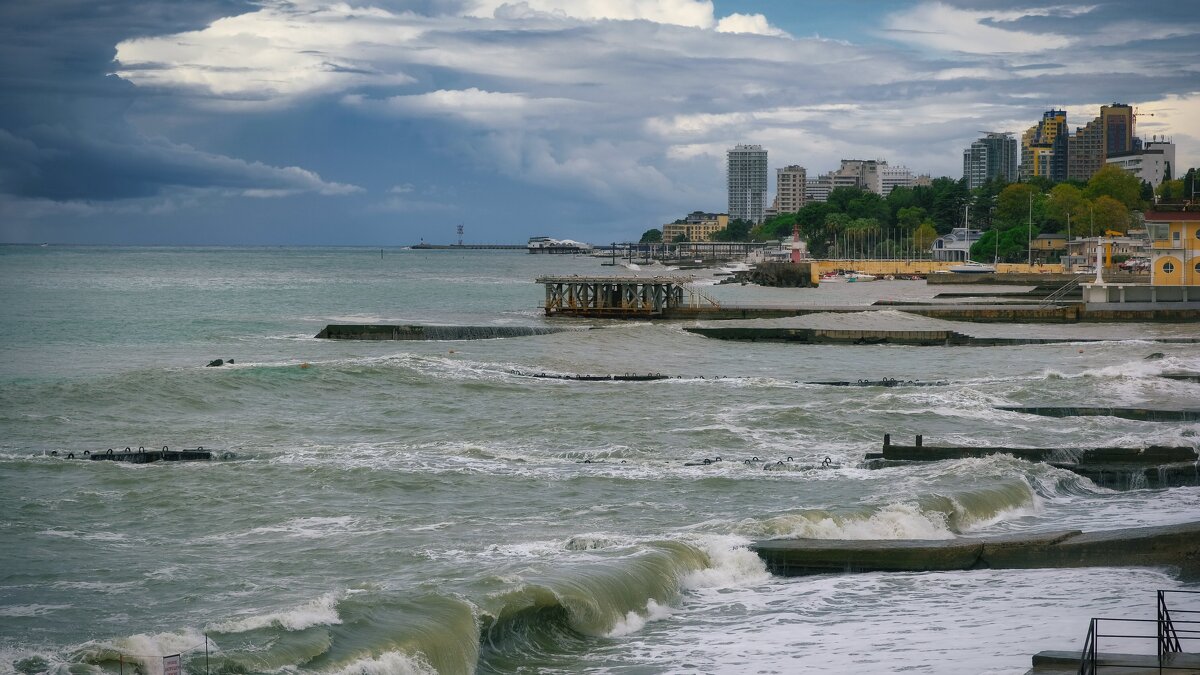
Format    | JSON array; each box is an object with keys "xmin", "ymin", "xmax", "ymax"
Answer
[
  {"xmin": 1147, "ymin": 210, "xmax": 1200, "ymax": 287},
  {"xmin": 1081, "ymin": 208, "xmax": 1200, "ymax": 306}
]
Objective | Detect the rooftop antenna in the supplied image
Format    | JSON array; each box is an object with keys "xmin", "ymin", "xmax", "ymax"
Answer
[{"xmin": 456, "ymin": 224, "xmax": 464, "ymax": 246}]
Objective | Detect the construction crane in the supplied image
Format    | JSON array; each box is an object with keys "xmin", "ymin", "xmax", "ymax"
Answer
[{"xmin": 1133, "ymin": 107, "xmax": 1154, "ymax": 136}]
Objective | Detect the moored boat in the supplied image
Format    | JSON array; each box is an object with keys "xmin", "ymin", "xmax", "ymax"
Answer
[{"xmin": 948, "ymin": 260, "xmax": 996, "ymax": 274}]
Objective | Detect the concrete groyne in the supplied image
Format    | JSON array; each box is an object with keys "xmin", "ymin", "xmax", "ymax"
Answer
[
  {"xmin": 87, "ymin": 447, "xmax": 217, "ymax": 463},
  {"xmin": 752, "ymin": 521, "xmax": 1200, "ymax": 578},
  {"xmin": 998, "ymin": 406, "xmax": 1200, "ymax": 422},
  {"xmin": 316, "ymin": 324, "xmax": 571, "ymax": 340},
  {"xmin": 864, "ymin": 436, "xmax": 1200, "ymax": 490},
  {"xmin": 683, "ymin": 326, "xmax": 1200, "ymax": 346}
]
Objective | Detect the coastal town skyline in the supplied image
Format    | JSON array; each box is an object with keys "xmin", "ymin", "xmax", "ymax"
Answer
[{"xmin": 1, "ymin": 0, "xmax": 1197, "ymax": 245}]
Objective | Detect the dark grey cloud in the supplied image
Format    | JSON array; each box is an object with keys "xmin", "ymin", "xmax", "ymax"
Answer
[{"xmin": 0, "ymin": 0, "xmax": 357, "ymax": 205}]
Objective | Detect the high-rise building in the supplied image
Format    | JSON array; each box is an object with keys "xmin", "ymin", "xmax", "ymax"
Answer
[
  {"xmin": 963, "ymin": 132, "xmax": 1018, "ymax": 189},
  {"xmin": 727, "ymin": 145, "xmax": 768, "ymax": 224},
  {"xmin": 1069, "ymin": 103, "xmax": 1134, "ymax": 182},
  {"xmin": 1020, "ymin": 110, "xmax": 1067, "ymax": 182},
  {"xmin": 774, "ymin": 165, "xmax": 807, "ymax": 214}
]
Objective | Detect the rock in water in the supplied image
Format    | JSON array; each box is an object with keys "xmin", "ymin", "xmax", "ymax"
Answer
[
  {"xmin": 206, "ymin": 359, "xmax": 224, "ymax": 367},
  {"xmin": 1145, "ymin": 352, "xmax": 1166, "ymax": 360}
]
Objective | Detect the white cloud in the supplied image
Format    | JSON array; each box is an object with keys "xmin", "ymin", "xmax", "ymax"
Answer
[
  {"xmin": 884, "ymin": 2, "xmax": 1072, "ymax": 54},
  {"xmin": 715, "ymin": 13, "xmax": 789, "ymax": 37},
  {"xmin": 344, "ymin": 88, "xmax": 578, "ymax": 127},
  {"xmin": 116, "ymin": 2, "xmax": 421, "ymax": 102},
  {"xmin": 467, "ymin": 0, "xmax": 716, "ymax": 28}
]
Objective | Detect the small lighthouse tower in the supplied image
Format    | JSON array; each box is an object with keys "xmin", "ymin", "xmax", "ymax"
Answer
[{"xmin": 790, "ymin": 222, "xmax": 803, "ymax": 263}]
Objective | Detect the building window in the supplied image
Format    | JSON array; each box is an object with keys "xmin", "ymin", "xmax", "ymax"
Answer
[{"xmin": 1162, "ymin": 262, "xmax": 1175, "ymax": 274}]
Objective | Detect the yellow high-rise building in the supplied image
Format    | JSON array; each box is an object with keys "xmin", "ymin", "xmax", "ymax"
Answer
[{"xmin": 1020, "ymin": 110, "xmax": 1067, "ymax": 181}]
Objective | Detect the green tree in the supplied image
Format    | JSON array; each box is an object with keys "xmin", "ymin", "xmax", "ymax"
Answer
[
  {"xmin": 971, "ymin": 225, "xmax": 1038, "ymax": 263},
  {"xmin": 846, "ymin": 192, "xmax": 891, "ymax": 225},
  {"xmin": 711, "ymin": 218, "xmax": 753, "ymax": 242},
  {"xmin": 929, "ymin": 177, "xmax": 970, "ymax": 233},
  {"xmin": 913, "ymin": 222, "xmax": 938, "ymax": 252},
  {"xmin": 671, "ymin": 233, "xmax": 687, "ymax": 243},
  {"xmin": 1157, "ymin": 179, "xmax": 1185, "ymax": 200},
  {"xmin": 1091, "ymin": 195, "xmax": 1130, "ymax": 233},
  {"xmin": 995, "ymin": 183, "xmax": 1039, "ymax": 227},
  {"xmin": 1085, "ymin": 164, "xmax": 1142, "ymax": 210},
  {"xmin": 639, "ymin": 228, "xmax": 662, "ymax": 243},
  {"xmin": 1045, "ymin": 184, "xmax": 1087, "ymax": 232},
  {"xmin": 896, "ymin": 206, "xmax": 927, "ymax": 231}
]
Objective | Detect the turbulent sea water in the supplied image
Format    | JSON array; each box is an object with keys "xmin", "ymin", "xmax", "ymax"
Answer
[{"xmin": 2, "ymin": 246, "xmax": 1199, "ymax": 675}]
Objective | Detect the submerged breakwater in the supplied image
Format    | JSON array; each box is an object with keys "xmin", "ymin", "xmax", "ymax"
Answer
[
  {"xmin": 2, "ymin": 247, "xmax": 1199, "ymax": 674},
  {"xmin": 316, "ymin": 324, "xmax": 573, "ymax": 340}
]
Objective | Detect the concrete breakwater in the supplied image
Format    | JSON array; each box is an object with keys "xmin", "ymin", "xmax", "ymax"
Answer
[
  {"xmin": 85, "ymin": 446, "xmax": 217, "ymax": 463},
  {"xmin": 998, "ymin": 406, "xmax": 1200, "ymax": 422},
  {"xmin": 865, "ymin": 436, "xmax": 1199, "ymax": 489},
  {"xmin": 683, "ymin": 326, "xmax": 1200, "ymax": 346},
  {"xmin": 510, "ymin": 371, "xmax": 669, "ymax": 382},
  {"xmin": 316, "ymin": 324, "xmax": 572, "ymax": 340},
  {"xmin": 752, "ymin": 521, "xmax": 1200, "ymax": 579}
]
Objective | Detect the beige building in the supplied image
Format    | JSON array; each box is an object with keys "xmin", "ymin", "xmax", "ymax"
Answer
[
  {"xmin": 774, "ymin": 165, "xmax": 807, "ymax": 214},
  {"xmin": 662, "ymin": 211, "xmax": 729, "ymax": 242}
]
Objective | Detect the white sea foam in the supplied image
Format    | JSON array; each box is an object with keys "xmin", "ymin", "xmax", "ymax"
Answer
[
  {"xmin": 37, "ymin": 529, "xmax": 130, "ymax": 542},
  {"xmin": 208, "ymin": 591, "xmax": 343, "ymax": 633},
  {"xmin": 607, "ymin": 598, "xmax": 675, "ymax": 637},
  {"xmin": 681, "ymin": 535, "xmax": 770, "ymax": 589},
  {"xmin": 325, "ymin": 649, "xmax": 434, "ymax": 675},
  {"xmin": 100, "ymin": 627, "xmax": 210, "ymax": 675},
  {"xmin": 753, "ymin": 502, "xmax": 957, "ymax": 541},
  {"xmin": 0, "ymin": 604, "xmax": 71, "ymax": 617}
]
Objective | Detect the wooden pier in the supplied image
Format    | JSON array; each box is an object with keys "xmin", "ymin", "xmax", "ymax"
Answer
[{"xmin": 536, "ymin": 276, "xmax": 718, "ymax": 317}]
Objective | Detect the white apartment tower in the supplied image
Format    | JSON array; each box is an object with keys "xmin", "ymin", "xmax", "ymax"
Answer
[
  {"xmin": 727, "ymin": 145, "xmax": 768, "ymax": 224},
  {"xmin": 775, "ymin": 165, "xmax": 807, "ymax": 214}
]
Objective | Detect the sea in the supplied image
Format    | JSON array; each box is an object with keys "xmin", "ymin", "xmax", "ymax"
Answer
[{"xmin": 1, "ymin": 245, "xmax": 1199, "ymax": 675}]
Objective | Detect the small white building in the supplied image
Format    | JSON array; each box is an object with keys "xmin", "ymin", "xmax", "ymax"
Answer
[
  {"xmin": 931, "ymin": 228, "xmax": 983, "ymax": 262},
  {"xmin": 1105, "ymin": 140, "xmax": 1176, "ymax": 188}
]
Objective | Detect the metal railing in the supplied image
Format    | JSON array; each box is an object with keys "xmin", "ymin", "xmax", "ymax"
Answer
[
  {"xmin": 1078, "ymin": 590, "xmax": 1200, "ymax": 674},
  {"xmin": 1039, "ymin": 273, "xmax": 1089, "ymax": 308}
]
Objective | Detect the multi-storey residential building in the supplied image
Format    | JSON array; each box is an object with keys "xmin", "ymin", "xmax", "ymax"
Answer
[
  {"xmin": 963, "ymin": 132, "xmax": 1018, "ymax": 189},
  {"xmin": 804, "ymin": 159, "xmax": 920, "ymax": 200},
  {"xmin": 1068, "ymin": 103, "xmax": 1134, "ymax": 182},
  {"xmin": 661, "ymin": 211, "xmax": 729, "ymax": 242},
  {"xmin": 774, "ymin": 165, "xmax": 807, "ymax": 214},
  {"xmin": 1106, "ymin": 139, "xmax": 1176, "ymax": 188},
  {"xmin": 805, "ymin": 177, "xmax": 831, "ymax": 203},
  {"xmin": 727, "ymin": 145, "xmax": 768, "ymax": 224},
  {"xmin": 1020, "ymin": 110, "xmax": 1068, "ymax": 182},
  {"xmin": 880, "ymin": 165, "xmax": 918, "ymax": 195}
]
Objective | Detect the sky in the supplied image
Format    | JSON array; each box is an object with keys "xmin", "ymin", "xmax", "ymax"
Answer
[{"xmin": 1, "ymin": 0, "xmax": 1198, "ymax": 245}]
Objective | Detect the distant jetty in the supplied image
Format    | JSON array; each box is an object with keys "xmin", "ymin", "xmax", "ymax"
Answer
[{"xmin": 409, "ymin": 243, "xmax": 524, "ymax": 250}]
